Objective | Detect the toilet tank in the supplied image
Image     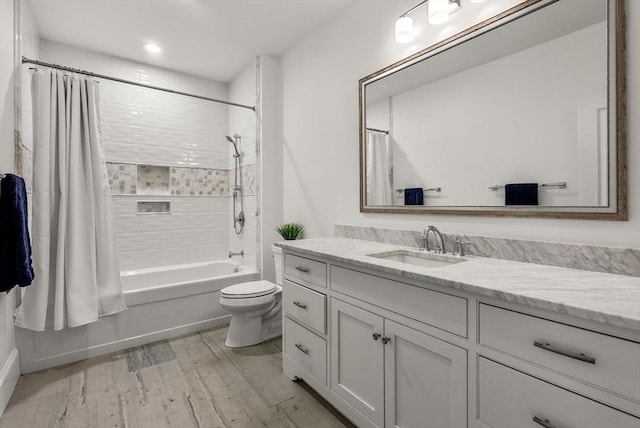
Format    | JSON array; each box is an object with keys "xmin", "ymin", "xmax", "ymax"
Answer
[{"xmin": 271, "ymin": 245, "xmax": 283, "ymax": 285}]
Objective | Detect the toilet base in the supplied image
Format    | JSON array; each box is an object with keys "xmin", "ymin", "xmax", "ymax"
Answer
[{"xmin": 224, "ymin": 301, "xmax": 282, "ymax": 348}]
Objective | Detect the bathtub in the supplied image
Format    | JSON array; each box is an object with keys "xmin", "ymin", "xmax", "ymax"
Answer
[
  {"xmin": 122, "ymin": 260, "xmax": 256, "ymax": 305},
  {"xmin": 16, "ymin": 261, "xmax": 260, "ymax": 373}
]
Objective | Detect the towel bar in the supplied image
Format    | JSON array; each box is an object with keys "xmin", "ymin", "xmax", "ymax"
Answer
[
  {"xmin": 396, "ymin": 187, "xmax": 441, "ymax": 194},
  {"xmin": 488, "ymin": 182, "xmax": 566, "ymax": 191}
]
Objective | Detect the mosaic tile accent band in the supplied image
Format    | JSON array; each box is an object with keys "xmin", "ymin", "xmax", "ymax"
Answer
[
  {"xmin": 107, "ymin": 162, "xmax": 137, "ymax": 195},
  {"xmin": 335, "ymin": 224, "xmax": 640, "ymax": 277},
  {"xmin": 106, "ymin": 162, "xmax": 240, "ymax": 197},
  {"xmin": 171, "ymin": 166, "xmax": 229, "ymax": 196},
  {"xmin": 240, "ymin": 164, "xmax": 257, "ymax": 195}
]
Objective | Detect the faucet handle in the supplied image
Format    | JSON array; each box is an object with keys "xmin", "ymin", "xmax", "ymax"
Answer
[{"xmin": 453, "ymin": 239, "xmax": 473, "ymax": 257}]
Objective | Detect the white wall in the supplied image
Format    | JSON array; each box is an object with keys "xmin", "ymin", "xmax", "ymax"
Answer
[
  {"xmin": 258, "ymin": 56, "xmax": 284, "ymax": 283},
  {"xmin": 281, "ymin": 0, "xmax": 640, "ymax": 249},
  {"xmin": 389, "ymin": 22, "xmax": 606, "ymax": 207},
  {"xmin": 0, "ymin": 0, "xmax": 19, "ymax": 416}
]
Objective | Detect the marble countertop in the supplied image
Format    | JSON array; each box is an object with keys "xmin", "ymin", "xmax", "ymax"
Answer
[{"xmin": 276, "ymin": 237, "xmax": 640, "ymax": 332}]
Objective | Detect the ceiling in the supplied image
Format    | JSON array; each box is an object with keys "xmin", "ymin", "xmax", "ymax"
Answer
[{"xmin": 27, "ymin": 0, "xmax": 353, "ymax": 83}]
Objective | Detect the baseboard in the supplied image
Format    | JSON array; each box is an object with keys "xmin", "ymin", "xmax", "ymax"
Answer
[
  {"xmin": 0, "ymin": 348, "xmax": 20, "ymax": 417},
  {"xmin": 19, "ymin": 315, "xmax": 231, "ymax": 374}
]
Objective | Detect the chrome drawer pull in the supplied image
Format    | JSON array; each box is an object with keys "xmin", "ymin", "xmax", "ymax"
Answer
[
  {"xmin": 293, "ymin": 301, "xmax": 307, "ymax": 309},
  {"xmin": 382, "ymin": 337, "xmax": 391, "ymax": 345},
  {"xmin": 295, "ymin": 343, "xmax": 309, "ymax": 355},
  {"xmin": 533, "ymin": 416, "xmax": 559, "ymax": 428},
  {"xmin": 372, "ymin": 333, "xmax": 381, "ymax": 341},
  {"xmin": 294, "ymin": 266, "xmax": 310, "ymax": 273},
  {"xmin": 533, "ymin": 341, "xmax": 596, "ymax": 364}
]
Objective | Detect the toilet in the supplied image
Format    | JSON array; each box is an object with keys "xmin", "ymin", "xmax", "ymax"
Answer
[{"xmin": 219, "ymin": 245, "xmax": 283, "ymax": 348}]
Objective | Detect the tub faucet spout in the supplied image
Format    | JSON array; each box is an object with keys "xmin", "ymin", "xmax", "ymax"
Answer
[{"xmin": 229, "ymin": 250, "xmax": 244, "ymax": 258}]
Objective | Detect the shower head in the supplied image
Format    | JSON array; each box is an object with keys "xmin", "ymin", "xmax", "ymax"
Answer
[{"xmin": 226, "ymin": 135, "xmax": 240, "ymax": 156}]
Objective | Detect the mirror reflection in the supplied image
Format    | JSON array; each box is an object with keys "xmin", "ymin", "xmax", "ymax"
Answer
[{"xmin": 361, "ymin": 0, "xmax": 623, "ymax": 217}]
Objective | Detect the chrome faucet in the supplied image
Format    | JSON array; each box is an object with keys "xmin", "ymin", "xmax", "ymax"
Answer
[
  {"xmin": 421, "ymin": 225, "xmax": 446, "ymax": 254},
  {"xmin": 452, "ymin": 238, "xmax": 473, "ymax": 257}
]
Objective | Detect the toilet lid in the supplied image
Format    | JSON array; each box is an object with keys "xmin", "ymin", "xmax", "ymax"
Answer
[{"xmin": 221, "ymin": 280, "xmax": 276, "ymax": 298}]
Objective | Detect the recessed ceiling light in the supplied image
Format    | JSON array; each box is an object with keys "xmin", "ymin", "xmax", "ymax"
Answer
[{"xmin": 143, "ymin": 43, "xmax": 162, "ymax": 53}]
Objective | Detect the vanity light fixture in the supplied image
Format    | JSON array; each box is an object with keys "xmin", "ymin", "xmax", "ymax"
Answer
[
  {"xmin": 395, "ymin": 15, "xmax": 414, "ymax": 43},
  {"xmin": 395, "ymin": 0, "xmax": 461, "ymax": 43},
  {"xmin": 428, "ymin": 0, "xmax": 460, "ymax": 25},
  {"xmin": 143, "ymin": 43, "xmax": 162, "ymax": 53}
]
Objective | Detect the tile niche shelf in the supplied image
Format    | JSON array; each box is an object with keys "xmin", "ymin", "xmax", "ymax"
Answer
[
  {"xmin": 137, "ymin": 164, "xmax": 171, "ymax": 196},
  {"xmin": 137, "ymin": 200, "xmax": 171, "ymax": 215}
]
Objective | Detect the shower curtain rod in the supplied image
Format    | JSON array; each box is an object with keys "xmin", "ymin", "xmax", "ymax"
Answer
[{"xmin": 22, "ymin": 57, "xmax": 256, "ymax": 111}]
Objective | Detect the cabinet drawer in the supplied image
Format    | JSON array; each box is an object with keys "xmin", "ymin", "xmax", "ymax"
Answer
[
  {"xmin": 331, "ymin": 266, "xmax": 467, "ymax": 337},
  {"xmin": 285, "ymin": 317, "xmax": 327, "ymax": 385},
  {"xmin": 285, "ymin": 254, "xmax": 327, "ymax": 289},
  {"xmin": 283, "ymin": 281, "xmax": 327, "ymax": 334},
  {"xmin": 479, "ymin": 304, "xmax": 640, "ymax": 402},
  {"xmin": 478, "ymin": 358, "xmax": 640, "ymax": 428}
]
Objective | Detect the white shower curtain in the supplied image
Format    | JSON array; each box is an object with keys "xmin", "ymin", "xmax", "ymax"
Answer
[
  {"xmin": 366, "ymin": 132, "xmax": 393, "ymax": 205},
  {"xmin": 15, "ymin": 70, "xmax": 126, "ymax": 331}
]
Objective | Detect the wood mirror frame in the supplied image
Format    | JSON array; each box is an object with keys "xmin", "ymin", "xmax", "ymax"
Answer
[{"xmin": 359, "ymin": 0, "xmax": 627, "ymax": 220}]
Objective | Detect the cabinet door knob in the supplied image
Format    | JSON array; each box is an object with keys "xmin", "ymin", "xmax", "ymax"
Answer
[
  {"xmin": 294, "ymin": 266, "xmax": 310, "ymax": 273},
  {"xmin": 295, "ymin": 343, "xmax": 310, "ymax": 355},
  {"xmin": 382, "ymin": 337, "xmax": 391, "ymax": 345},
  {"xmin": 533, "ymin": 416, "xmax": 559, "ymax": 428},
  {"xmin": 293, "ymin": 301, "xmax": 307, "ymax": 309},
  {"xmin": 533, "ymin": 341, "xmax": 596, "ymax": 364},
  {"xmin": 372, "ymin": 333, "xmax": 381, "ymax": 341}
]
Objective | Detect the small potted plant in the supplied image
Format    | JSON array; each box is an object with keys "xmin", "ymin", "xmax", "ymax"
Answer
[{"xmin": 276, "ymin": 223, "xmax": 304, "ymax": 240}]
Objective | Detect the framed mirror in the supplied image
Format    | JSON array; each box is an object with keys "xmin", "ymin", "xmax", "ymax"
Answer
[{"xmin": 359, "ymin": 0, "xmax": 626, "ymax": 220}]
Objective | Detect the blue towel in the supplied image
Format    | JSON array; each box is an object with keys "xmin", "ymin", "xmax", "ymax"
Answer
[
  {"xmin": 505, "ymin": 183, "xmax": 538, "ymax": 205},
  {"xmin": 404, "ymin": 188, "xmax": 424, "ymax": 205},
  {"xmin": 0, "ymin": 174, "xmax": 34, "ymax": 292}
]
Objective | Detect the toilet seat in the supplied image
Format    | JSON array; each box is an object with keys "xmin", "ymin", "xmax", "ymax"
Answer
[{"xmin": 221, "ymin": 280, "xmax": 276, "ymax": 299}]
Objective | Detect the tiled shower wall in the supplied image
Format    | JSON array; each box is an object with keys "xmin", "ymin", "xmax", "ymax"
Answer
[
  {"xmin": 99, "ymin": 79, "xmax": 234, "ymax": 271},
  {"xmin": 228, "ymin": 59, "xmax": 259, "ymax": 271},
  {"xmin": 20, "ymin": 40, "xmax": 259, "ymax": 272}
]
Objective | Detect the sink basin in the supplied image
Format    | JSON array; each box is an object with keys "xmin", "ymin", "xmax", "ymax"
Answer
[{"xmin": 367, "ymin": 250, "xmax": 467, "ymax": 268}]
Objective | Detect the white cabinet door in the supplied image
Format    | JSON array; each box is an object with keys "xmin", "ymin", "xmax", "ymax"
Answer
[
  {"xmin": 331, "ymin": 299, "xmax": 385, "ymax": 428},
  {"xmin": 384, "ymin": 320, "xmax": 467, "ymax": 428}
]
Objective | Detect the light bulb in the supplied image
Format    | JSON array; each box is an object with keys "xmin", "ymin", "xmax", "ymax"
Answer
[
  {"xmin": 428, "ymin": 0, "xmax": 460, "ymax": 25},
  {"xmin": 143, "ymin": 43, "xmax": 162, "ymax": 54},
  {"xmin": 395, "ymin": 16, "xmax": 414, "ymax": 43}
]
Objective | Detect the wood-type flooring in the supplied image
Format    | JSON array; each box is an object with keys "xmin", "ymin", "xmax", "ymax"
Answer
[{"xmin": 0, "ymin": 325, "xmax": 355, "ymax": 428}]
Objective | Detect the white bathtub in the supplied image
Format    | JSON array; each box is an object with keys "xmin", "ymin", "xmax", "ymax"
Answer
[
  {"xmin": 16, "ymin": 260, "xmax": 260, "ymax": 373},
  {"xmin": 122, "ymin": 261, "xmax": 257, "ymax": 305}
]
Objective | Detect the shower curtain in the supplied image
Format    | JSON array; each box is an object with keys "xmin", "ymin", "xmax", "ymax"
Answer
[
  {"xmin": 366, "ymin": 131, "xmax": 393, "ymax": 205},
  {"xmin": 14, "ymin": 70, "xmax": 126, "ymax": 331}
]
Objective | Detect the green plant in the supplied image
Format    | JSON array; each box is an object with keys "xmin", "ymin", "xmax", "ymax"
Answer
[{"xmin": 276, "ymin": 223, "xmax": 304, "ymax": 240}]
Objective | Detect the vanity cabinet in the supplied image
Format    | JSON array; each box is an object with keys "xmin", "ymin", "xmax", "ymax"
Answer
[
  {"xmin": 330, "ymin": 299, "xmax": 384, "ymax": 426},
  {"xmin": 283, "ymin": 251, "xmax": 469, "ymax": 428},
  {"xmin": 282, "ymin": 253, "xmax": 329, "ymax": 387},
  {"xmin": 330, "ymin": 299, "xmax": 467, "ymax": 428},
  {"xmin": 281, "ymin": 247, "xmax": 640, "ymax": 428}
]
